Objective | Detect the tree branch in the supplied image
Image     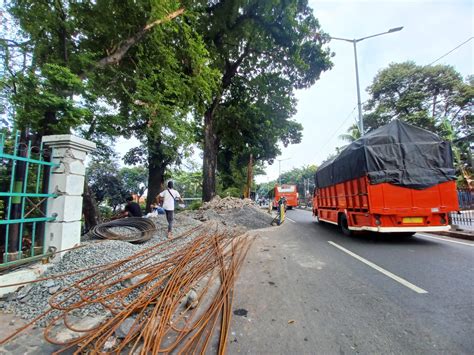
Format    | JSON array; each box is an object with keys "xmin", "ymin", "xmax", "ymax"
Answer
[
  {"xmin": 96, "ymin": 8, "xmax": 185, "ymax": 69},
  {"xmin": 222, "ymin": 41, "xmax": 251, "ymax": 88},
  {"xmin": 0, "ymin": 38, "xmax": 31, "ymax": 47}
]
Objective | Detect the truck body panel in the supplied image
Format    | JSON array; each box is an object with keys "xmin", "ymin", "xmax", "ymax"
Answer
[{"xmin": 313, "ymin": 177, "xmax": 458, "ymax": 232}]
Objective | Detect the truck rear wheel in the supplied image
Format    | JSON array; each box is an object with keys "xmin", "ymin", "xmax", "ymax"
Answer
[{"xmin": 339, "ymin": 214, "xmax": 352, "ymax": 236}]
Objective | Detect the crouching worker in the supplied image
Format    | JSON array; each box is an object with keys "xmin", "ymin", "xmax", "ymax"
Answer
[
  {"xmin": 157, "ymin": 181, "xmax": 183, "ymax": 238},
  {"xmin": 122, "ymin": 196, "xmax": 143, "ymax": 218}
]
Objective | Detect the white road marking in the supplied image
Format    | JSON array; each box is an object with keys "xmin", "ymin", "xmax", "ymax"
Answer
[
  {"xmin": 287, "ymin": 217, "xmax": 296, "ymax": 223},
  {"xmin": 328, "ymin": 241, "xmax": 428, "ymax": 294},
  {"xmin": 416, "ymin": 233, "xmax": 474, "ymax": 247}
]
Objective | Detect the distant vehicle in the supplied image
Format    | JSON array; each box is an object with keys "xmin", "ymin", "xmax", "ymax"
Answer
[
  {"xmin": 269, "ymin": 184, "xmax": 299, "ymax": 209},
  {"xmin": 312, "ymin": 120, "xmax": 459, "ymax": 236}
]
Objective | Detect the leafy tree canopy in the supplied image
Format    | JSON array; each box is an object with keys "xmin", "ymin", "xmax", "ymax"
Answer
[
  {"xmin": 198, "ymin": 0, "xmax": 333, "ymax": 201},
  {"xmin": 119, "ymin": 166, "xmax": 148, "ymax": 199},
  {"xmin": 364, "ymin": 62, "xmax": 473, "ymax": 138},
  {"xmin": 87, "ymin": 160, "xmax": 128, "ymax": 211}
]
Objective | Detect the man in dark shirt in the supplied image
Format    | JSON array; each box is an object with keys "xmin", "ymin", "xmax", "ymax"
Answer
[{"xmin": 123, "ymin": 196, "xmax": 142, "ymax": 217}]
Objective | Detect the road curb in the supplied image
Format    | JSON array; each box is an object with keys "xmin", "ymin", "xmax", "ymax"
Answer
[{"xmin": 432, "ymin": 230, "xmax": 474, "ymax": 241}]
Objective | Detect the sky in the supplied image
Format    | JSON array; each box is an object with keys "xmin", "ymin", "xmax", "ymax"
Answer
[{"xmin": 116, "ymin": 0, "xmax": 473, "ymax": 183}]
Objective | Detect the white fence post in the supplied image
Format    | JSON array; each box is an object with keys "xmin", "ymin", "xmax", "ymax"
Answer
[{"xmin": 41, "ymin": 135, "xmax": 96, "ymax": 259}]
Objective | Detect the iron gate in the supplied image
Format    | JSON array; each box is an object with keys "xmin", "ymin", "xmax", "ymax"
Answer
[{"xmin": 0, "ymin": 131, "xmax": 58, "ymax": 268}]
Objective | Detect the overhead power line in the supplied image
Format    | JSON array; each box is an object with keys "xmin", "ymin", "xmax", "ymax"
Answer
[
  {"xmin": 317, "ymin": 105, "xmax": 357, "ymax": 160},
  {"xmin": 428, "ymin": 36, "xmax": 474, "ymax": 66}
]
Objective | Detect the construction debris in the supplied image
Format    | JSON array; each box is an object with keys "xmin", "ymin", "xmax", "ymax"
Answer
[
  {"xmin": 0, "ymin": 222, "xmax": 254, "ymax": 354},
  {"xmin": 201, "ymin": 196, "xmax": 256, "ymax": 210},
  {"xmin": 185, "ymin": 196, "xmax": 274, "ymax": 230},
  {"xmin": 0, "ymin": 199, "xmax": 270, "ymax": 353}
]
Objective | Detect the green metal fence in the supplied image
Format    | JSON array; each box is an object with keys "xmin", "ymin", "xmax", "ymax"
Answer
[{"xmin": 0, "ymin": 131, "xmax": 58, "ymax": 268}]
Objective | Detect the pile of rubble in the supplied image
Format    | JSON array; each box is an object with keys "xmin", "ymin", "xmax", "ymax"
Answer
[
  {"xmin": 0, "ymin": 222, "xmax": 252, "ymax": 353},
  {"xmin": 1, "ymin": 200, "xmax": 271, "ymax": 331},
  {"xmin": 184, "ymin": 196, "xmax": 274, "ymax": 230},
  {"xmin": 201, "ymin": 196, "xmax": 256, "ymax": 211}
]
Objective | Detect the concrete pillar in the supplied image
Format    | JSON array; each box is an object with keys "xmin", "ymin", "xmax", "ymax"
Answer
[{"xmin": 41, "ymin": 135, "xmax": 96, "ymax": 259}]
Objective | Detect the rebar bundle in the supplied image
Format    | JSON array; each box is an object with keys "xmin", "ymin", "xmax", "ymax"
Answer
[
  {"xmin": 1, "ymin": 222, "xmax": 254, "ymax": 354},
  {"xmin": 89, "ymin": 217, "xmax": 157, "ymax": 243}
]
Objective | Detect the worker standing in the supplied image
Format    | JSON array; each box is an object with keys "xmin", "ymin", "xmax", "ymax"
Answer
[{"xmin": 157, "ymin": 181, "xmax": 183, "ymax": 238}]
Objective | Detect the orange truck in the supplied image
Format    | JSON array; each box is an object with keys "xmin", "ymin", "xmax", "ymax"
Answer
[
  {"xmin": 313, "ymin": 120, "xmax": 459, "ymax": 236},
  {"xmin": 272, "ymin": 184, "xmax": 299, "ymax": 209}
]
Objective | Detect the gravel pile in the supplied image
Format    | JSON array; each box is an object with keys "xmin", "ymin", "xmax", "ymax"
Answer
[
  {"xmin": 201, "ymin": 196, "xmax": 256, "ymax": 211},
  {"xmin": 148, "ymin": 213, "xmax": 202, "ymax": 233},
  {"xmin": 184, "ymin": 197, "xmax": 274, "ymax": 230}
]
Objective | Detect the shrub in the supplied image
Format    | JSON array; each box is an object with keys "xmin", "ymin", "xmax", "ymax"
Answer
[
  {"xmin": 220, "ymin": 187, "xmax": 241, "ymax": 198},
  {"xmin": 99, "ymin": 205, "xmax": 113, "ymax": 220},
  {"xmin": 188, "ymin": 200, "xmax": 203, "ymax": 210}
]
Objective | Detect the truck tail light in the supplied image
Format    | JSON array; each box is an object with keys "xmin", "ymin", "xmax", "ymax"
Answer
[{"xmin": 375, "ymin": 215, "xmax": 381, "ymax": 225}]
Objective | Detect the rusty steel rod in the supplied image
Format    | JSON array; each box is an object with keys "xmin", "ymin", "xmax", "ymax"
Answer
[{"xmin": 0, "ymin": 221, "xmax": 254, "ymax": 355}]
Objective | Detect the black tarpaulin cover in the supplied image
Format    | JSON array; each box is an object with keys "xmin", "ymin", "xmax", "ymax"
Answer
[{"xmin": 314, "ymin": 119, "xmax": 456, "ymax": 189}]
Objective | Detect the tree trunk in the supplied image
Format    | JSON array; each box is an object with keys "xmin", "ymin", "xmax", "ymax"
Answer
[
  {"xmin": 146, "ymin": 161, "xmax": 165, "ymax": 213},
  {"xmin": 82, "ymin": 181, "xmax": 99, "ymax": 232},
  {"xmin": 202, "ymin": 108, "xmax": 218, "ymax": 202},
  {"xmin": 200, "ymin": 47, "xmax": 250, "ymax": 202}
]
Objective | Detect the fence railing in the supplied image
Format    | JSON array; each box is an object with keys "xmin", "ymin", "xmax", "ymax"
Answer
[
  {"xmin": 0, "ymin": 131, "xmax": 58, "ymax": 268},
  {"xmin": 449, "ymin": 189, "xmax": 474, "ymax": 229},
  {"xmin": 182, "ymin": 197, "xmax": 202, "ymax": 208}
]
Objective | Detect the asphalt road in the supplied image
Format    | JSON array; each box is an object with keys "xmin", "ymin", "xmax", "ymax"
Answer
[{"xmin": 228, "ymin": 209, "xmax": 474, "ymax": 355}]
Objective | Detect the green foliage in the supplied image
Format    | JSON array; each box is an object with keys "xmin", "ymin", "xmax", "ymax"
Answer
[
  {"xmin": 364, "ymin": 62, "xmax": 472, "ymax": 136},
  {"xmin": 3, "ymin": 0, "xmax": 219, "ymax": 211},
  {"xmin": 110, "ymin": 4, "xmax": 219, "ymax": 210},
  {"xmin": 98, "ymin": 205, "xmax": 113, "ymax": 220},
  {"xmin": 339, "ymin": 123, "xmax": 361, "ymax": 143},
  {"xmin": 12, "ymin": 64, "xmax": 87, "ymax": 134},
  {"xmin": 170, "ymin": 166, "xmax": 203, "ymax": 198},
  {"xmin": 87, "ymin": 160, "xmax": 128, "ymax": 210},
  {"xmin": 216, "ymin": 73, "xmax": 304, "ymax": 190},
  {"xmin": 220, "ymin": 187, "xmax": 242, "ymax": 198},
  {"xmin": 119, "ymin": 166, "xmax": 148, "ymax": 198},
  {"xmin": 3, "ymin": 0, "xmax": 335, "ymax": 202},
  {"xmin": 256, "ymin": 180, "xmax": 275, "ymax": 195},
  {"xmin": 188, "ymin": 200, "xmax": 203, "ymax": 210}
]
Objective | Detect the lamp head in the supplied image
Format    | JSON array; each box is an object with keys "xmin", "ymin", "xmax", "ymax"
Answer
[{"xmin": 388, "ymin": 26, "xmax": 404, "ymax": 33}]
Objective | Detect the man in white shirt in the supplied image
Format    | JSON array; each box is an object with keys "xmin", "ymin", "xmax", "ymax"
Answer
[{"xmin": 157, "ymin": 180, "xmax": 183, "ymax": 238}]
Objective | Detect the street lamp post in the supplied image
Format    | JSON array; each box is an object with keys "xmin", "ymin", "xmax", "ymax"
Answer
[
  {"xmin": 331, "ymin": 26, "xmax": 403, "ymax": 134},
  {"xmin": 277, "ymin": 157, "xmax": 291, "ymax": 185}
]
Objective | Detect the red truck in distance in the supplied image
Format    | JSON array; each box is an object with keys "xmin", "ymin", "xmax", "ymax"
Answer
[
  {"xmin": 271, "ymin": 184, "xmax": 299, "ymax": 210},
  {"xmin": 312, "ymin": 120, "xmax": 459, "ymax": 236}
]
